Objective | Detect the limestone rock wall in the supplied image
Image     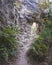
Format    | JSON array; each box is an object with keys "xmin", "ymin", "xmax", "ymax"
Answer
[{"xmin": 0, "ymin": 0, "xmax": 18, "ymax": 27}]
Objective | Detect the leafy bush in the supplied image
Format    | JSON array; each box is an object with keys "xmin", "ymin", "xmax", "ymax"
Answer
[
  {"xmin": 0, "ymin": 26, "xmax": 18, "ymax": 61},
  {"xmin": 28, "ymin": 38, "xmax": 48, "ymax": 61},
  {"xmin": 40, "ymin": 19, "xmax": 52, "ymax": 47}
]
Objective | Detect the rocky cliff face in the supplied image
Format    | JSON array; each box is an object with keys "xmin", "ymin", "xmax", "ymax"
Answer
[
  {"xmin": 0, "ymin": 0, "xmax": 40, "ymax": 27},
  {"xmin": 0, "ymin": 0, "xmax": 18, "ymax": 27}
]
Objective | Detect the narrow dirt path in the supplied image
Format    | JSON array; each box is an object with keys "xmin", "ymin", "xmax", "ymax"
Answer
[
  {"xmin": 15, "ymin": 21, "xmax": 38, "ymax": 65},
  {"xmin": 9, "ymin": 21, "xmax": 38, "ymax": 65},
  {"xmin": 16, "ymin": 22, "xmax": 33, "ymax": 65}
]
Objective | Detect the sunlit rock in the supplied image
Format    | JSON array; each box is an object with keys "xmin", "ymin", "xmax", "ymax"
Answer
[{"xmin": 31, "ymin": 22, "xmax": 37, "ymax": 34}]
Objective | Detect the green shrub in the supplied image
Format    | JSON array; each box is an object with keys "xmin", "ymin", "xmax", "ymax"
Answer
[
  {"xmin": 40, "ymin": 19, "xmax": 52, "ymax": 47},
  {"xmin": 28, "ymin": 39, "xmax": 48, "ymax": 61},
  {"xmin": 0, "ymin": 26, "xmax": 18, "ymax": 61}
]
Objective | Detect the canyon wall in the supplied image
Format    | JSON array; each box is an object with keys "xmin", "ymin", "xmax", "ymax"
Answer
[{"xmin": 0, "ymin": 0, "xmax": 18, "ymax": 27}]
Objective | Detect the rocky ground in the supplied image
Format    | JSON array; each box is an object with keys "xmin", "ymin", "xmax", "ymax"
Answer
[{"xmin": 7, "ymin": 18, "xmax": 38, "ymax": 65}]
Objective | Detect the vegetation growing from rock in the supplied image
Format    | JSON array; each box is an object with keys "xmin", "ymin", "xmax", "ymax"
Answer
[
  {"xmin": 0, "ymin": 26, "xmax": 18, "ymax": 62},
  {"xmin": 0, "ymin": 0, "xmax": 52, "ymax": 65},
  {"xmin": 28, "ymin": 2, "xmax": 52, "ymax": 62}
]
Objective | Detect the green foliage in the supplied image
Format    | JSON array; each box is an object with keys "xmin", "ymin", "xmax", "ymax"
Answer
[
  {"xmin": 28, "ymin": 38, "xmax": 48, "ymax": 61},
  {"xmin": 41, "ymin": 18, "xmax": 52, "ymax": 47},
  {"xmin": 0, "ymin": 26, "xmax": 18, "ymax": 61},
  {"xmin": 28, "ymin": 16, "xmax": 52, "ymax": 62},
  {"xmin": 49, "ymin": 2, "xmax": 52, "ymax": 17}
]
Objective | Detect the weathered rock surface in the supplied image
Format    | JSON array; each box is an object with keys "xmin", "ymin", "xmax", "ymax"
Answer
[
  {"xmin": 0, "ymin": 0, "xmax": 52, "ymax": 65},
  {"xmin": 0, "ymin": 0, "xmax": 18, "ymax": 26}
]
